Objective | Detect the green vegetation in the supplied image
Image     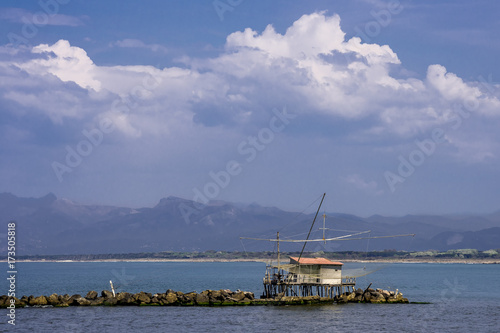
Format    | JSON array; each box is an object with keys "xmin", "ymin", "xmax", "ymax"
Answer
[
  {"xmin": 4, "ymin": 248, "xmax": 500, "ymax": 261},
  {"xmin": 410, "ymin": 249, "xmax": 499, "ymax": 259}
]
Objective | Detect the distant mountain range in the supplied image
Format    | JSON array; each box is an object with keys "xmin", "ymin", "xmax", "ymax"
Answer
[{"xmin": 1, "ymin": 193, "xmax": 499, "ymax": 255}]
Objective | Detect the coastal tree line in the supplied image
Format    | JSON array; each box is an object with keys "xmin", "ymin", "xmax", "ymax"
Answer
[{"xmin": 3, "ymin": 248, "xmax": 499, "ymax": 261}]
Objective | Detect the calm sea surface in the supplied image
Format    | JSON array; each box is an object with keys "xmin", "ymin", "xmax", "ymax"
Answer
[{"xmin": 1, "ymin": 262, "xmax": 499, "ymax": 332}]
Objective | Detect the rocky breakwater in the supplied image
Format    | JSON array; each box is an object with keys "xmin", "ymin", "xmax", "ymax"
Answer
[
  {"xmin": 0, "ymin": 289, "xmax": 256, "ymax": 307},
  {"xmin": 0, "ymin": 286, "xmax": 409, "ymax": 307},
  {"xmin": 335, "ymin": 287, "xmax": 409, "ymax": 304}
]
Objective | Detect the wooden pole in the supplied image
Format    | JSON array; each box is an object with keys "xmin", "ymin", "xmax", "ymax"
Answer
[
  {"xmin": 277, "ymin": 232, "xmax": 280, "ymax": 274},
  {"xmin": 110, "ymin": 280, "xmax": 116, "ymax": 297}
]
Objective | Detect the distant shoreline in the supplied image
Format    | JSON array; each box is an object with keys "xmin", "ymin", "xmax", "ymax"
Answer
[{"xmin": 4, "ymin": 258, "xmax": 499, "ymax": 264}]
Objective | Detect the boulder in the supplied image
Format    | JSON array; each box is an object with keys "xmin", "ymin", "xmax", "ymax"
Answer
[
  {"xmin": 116, "ymin": 292, "xmax": 135, "ymax": 305},
  {"xmin": 223, "ymin": 297, "xmax": 238, "ymax": 304},
  {"xmin": 85, "ymin": 291, "xmax": 98, "ymax": 300},
  {"xmin": 116, "ymin": 292, "xmax": 131, "ymax": 301},
  {"xmin": 0, "ymin": 296, "xmax": 22, "ymax": 308},
  {"xmin": 209, "ymin": 290, "xmax": 225, "ymax": 304},
  {"xmin": 103, "ymin": 297, "xmax": 118, "ymax": 306},
  {"xmin": 133, "ymin": 292, "xmax": 151, "ymax": 304},
  {"xmin": 29, "ymin": 296, "xmax": 48, "ymax": 306},
  {"xmin": 221, "ymin": 290, "xmax": 231, "ymax": 298},
  {"xmin": 71, "ymin": 296, "xmax": 91, "ymax": 306},
  {"xmin": 56, "ymin": 294, "xmax": 70, "ymax": 307},
  {"xmin": 232, "ymin": 291, "xmax": 246, "ymax": 302},
  {"xmin": 101, "ymin": 290, "xmax": 114, "ymax": 299},
  {"xmin": 0, "ymin": 295, "xmax": 10, "ymax": 307},
  {"xmin": 336, "ymin": 294, "xmax": 348, "ymax": 303},
  {"xmin": 47, "ymin": 294, "xmax": 60, "ymax": 306},
  {"xmin": 240, "ymin": 297, "xmax": 253, "ymax": 304},
  {"xmin": 369, "ymin": 293, "xmax": 386, "ymax": 303},
  {"xmin": 386, "ymin": 296, "xmax": 399, "ymax": 303},
  {"xmin": 346, "ymin": 292, "xmax": 356, "ymax": 302},
  {"xmin": 164, "ymin": 292, "xmax": 178, "ymax": 305},
  {"xmin": 181, "ymin": 292, "xmax": 197, "ymax": 304},
  {"xmin": 395, "ymin": 292, "xmax": 404, "ymax": 302},
  {"xmin": 14, "ymin": 297, "xmax": 26, "ymax": 307},
  {"xmin": 195, "ymin": 293, "xmax": 210, "ymax": 305},
  {"xmin": 89, "ymin": 297, "xmax": 105, "ymax": 306},
  {"xmin": 244, "ymin": 292, "xmax": 255, "ymax": 300}
]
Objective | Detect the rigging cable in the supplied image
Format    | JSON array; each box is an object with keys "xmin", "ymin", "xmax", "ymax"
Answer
[{"xmin": 278, "ymin": 193, "xmax": 324, "ymax": 233}]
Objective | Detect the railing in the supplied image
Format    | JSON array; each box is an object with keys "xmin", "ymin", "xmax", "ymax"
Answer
[
  {"xmin": 264, "ymin": 273, "xmax": 356, "ymax": 286},
  {"xmin": 342, "ymin": 277, "xmax": 356, "ymax": 285}
]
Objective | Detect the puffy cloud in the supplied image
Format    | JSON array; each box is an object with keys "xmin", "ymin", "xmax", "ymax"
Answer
[
  {"xmin": 226, "ymin": 12, "xmax": 346, "ymax": 58},
  {"xmin": 16, "ymin": 40, "xmax": 101, "ymax": 91},
  {"xmin": 427, "ymin": 64, "xmax": 481, "ymax": 102},
  {"xmin": 1, "ymin": 11, "xmax": 500, "ymax": 215},
  {"xmin": 427, "ymin": 64, "xmax": 500, "ymax": 116},
  {"xmin": 2, "ymin": 12, "xmax": 499, "ymax": 143}
]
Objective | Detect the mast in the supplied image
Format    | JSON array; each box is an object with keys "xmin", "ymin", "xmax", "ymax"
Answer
[
  {"xmin": 298, "ymin": 193, "xmax": 326, "ymax": 262},
  {"xmin": 319, "ymin": 213, "xmax": 327, "ymax": 244},
  {"xmin": 277, "ymin": 231, "xmax": 280, "ymax": 273}
]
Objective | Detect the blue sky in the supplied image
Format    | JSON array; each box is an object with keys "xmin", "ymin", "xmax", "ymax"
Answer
[{"xmin": 1, "ymin": 0, "xmax": 500, "ymax": 216}]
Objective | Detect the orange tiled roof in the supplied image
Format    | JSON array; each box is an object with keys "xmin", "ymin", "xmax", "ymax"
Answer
[{"xmin": 289, "ymin": 256, "xmax": 343, "ymax": 265}]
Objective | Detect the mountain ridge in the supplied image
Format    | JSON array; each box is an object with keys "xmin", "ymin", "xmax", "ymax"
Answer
[{"xmin": 1, "ymin": 193, "xmax": 499, "ymax": 255}]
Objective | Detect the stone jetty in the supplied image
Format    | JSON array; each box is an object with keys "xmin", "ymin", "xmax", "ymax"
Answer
[
  {"xmin": 334, "ymin": 287, "xmax": 409, "ymax": 304},
  {"xmin": 0, "ymin": 287, "xmax": 408, "ymax": 308}
]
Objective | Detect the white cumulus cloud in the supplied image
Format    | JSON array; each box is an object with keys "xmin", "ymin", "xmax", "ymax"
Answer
[
  {"xmin": 16, "ymin": 39, "xmax": 101, "ymax": 91},
  {"xmin": 2, "ymin": 12, "xmax": 500, "ymax": 144}
]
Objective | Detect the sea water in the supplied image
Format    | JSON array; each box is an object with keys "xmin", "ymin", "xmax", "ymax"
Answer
[{"xmin": 1, "ymin": 262, "xmax": 499, "ymax": 332}]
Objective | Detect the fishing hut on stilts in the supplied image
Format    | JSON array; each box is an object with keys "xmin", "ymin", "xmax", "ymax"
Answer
[
  {"xmin": 241, "ymin": 193, "xmax": 414, "ymax": 300},
  {"xmin": 262, "ymin": 253, "xmax": 356, "ymax": 299}
]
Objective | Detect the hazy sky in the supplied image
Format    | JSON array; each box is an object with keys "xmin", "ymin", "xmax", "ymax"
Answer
[{"xmin": 1, "ymin": 0, "xmax": 499, "ymax": 216}]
